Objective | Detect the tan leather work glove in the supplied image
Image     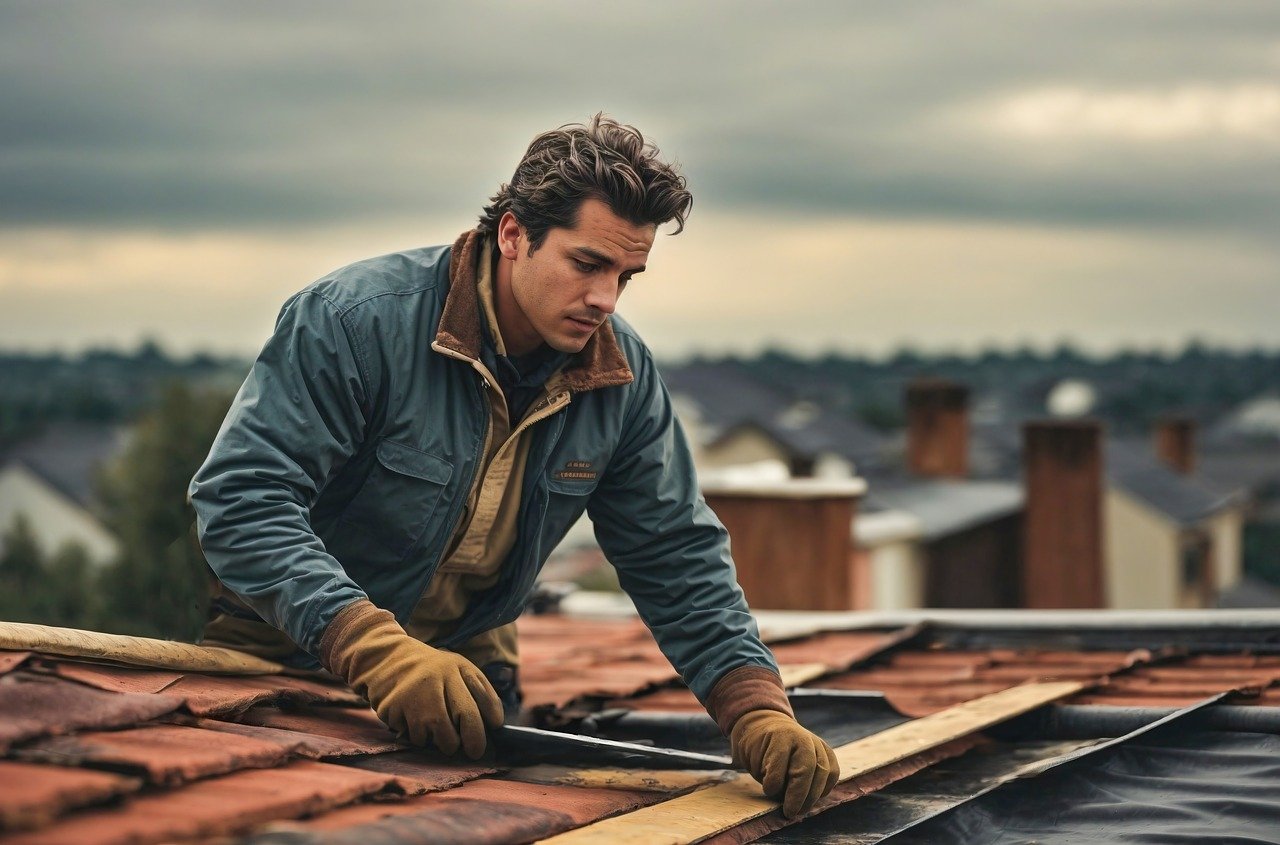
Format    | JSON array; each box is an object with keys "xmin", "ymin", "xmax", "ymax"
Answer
[
  {"xmin": 320, "ymin": 599, "xmax": 503, "ymax": 758},
  {"xmin": 706, "ymin": 665, "xmax": 840, "ymax": 818},
  {"xmin": 729, "ymin": 710, "xmax": 840, "ymax": 817}
]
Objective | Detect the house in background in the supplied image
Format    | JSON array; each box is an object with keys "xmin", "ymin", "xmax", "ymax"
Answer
[
  {"xmin": 857, "ymin": 478, "xmax": 1023, "ymax": 610},
  {"xmin": 1199, "ymin": 397, "xmax": 1280, "ymax": 598},
  {"xmin": 0, "ymin": 423, "xmax": 127, "ymax": 566},
  {"xmin": 663, "ymin": 362, "xmax": 890, "ymax": 478},
  {"xmin": 1104, "ymin": 435, "xmax": 1244, "ymax": 609},
  {"xmin": 853, "ymin": 379, "xmax": 1025, "ymax": 610},
  {"xmin": 967, "ymin": 410, "xmax": 1248, "ymax": 610},
  {"xmin": 661, "ymin": 362, "xmax": 1252, "ymax": 612}
]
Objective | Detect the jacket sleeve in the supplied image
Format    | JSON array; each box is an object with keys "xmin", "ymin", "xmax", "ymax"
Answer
[
  {"xmin": 188, "ymin": 290, "xmax": 372, "ymax": 655},
  {"xmin": 586, "ymin": 346, "xmax": 779, "ymax": 703}
]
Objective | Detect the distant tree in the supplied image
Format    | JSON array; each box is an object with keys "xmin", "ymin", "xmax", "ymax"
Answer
[
  {"xmin": 96, "ymin": 381, "xmax": 233, "ymax": 639},
  {"xmin": 0, "ymin": 516, "xmax": 102, "ymax": 627},
  {"xmin": 888, "ymin": 346, "xmax": 925, "ymax": 369},
  {"xmin": 43, "ymin": 542, "xmax": 98, "ymax": 628},
  {"xmin": 0, "ymin": 514, "xmax": 48, "ymax": 622}
]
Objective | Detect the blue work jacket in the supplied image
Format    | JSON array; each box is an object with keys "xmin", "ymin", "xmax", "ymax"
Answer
[{"xmin": 187, "ymin": 230, "xmax": 778, "ymax": 702}]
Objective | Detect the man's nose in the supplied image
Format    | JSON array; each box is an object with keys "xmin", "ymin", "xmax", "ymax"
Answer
[{"xmin": 584, "ymin": 278, "xmax": 619, "ymax": 315}]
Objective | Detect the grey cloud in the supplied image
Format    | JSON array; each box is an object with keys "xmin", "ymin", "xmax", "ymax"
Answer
[{"xmin": 1, "ymin": 0, "xmax": 1277, "ymax": 235}]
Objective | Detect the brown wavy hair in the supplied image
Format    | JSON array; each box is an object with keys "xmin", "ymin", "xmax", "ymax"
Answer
[{"xmin": 478, "ymin": 113, "xmax": 693, "ymax": 252}]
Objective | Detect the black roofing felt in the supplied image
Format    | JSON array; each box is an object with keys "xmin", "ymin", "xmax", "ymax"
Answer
[
  {"xmin": 883, "ymin": 730, "xmax": 1280, "ymax": 844},
  {"xmin": 761, "ymin": 730, "xmax": 1280, "ymax": 844},
  {"xmin": 585, "ymin": 690, "xmax": 909, "ymax": 757},
  {"xmin": 767, "ymin": 692, "xmax": 1280, "ymax": 845}
]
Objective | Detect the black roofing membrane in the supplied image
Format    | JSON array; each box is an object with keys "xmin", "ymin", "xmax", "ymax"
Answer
[
  {"xmin": 766, "ymin": 730, "xmax": 1280, "ymax": 844},
  {"xmin": 575, "ymin": 690, "xmax": 908, "ymax": 755}
]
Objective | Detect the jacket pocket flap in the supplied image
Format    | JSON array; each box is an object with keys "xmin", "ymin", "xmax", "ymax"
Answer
[
  {"xmin": 547, "ymin": 475, "xmax": 599, "ymax": 495},
  {"xmin": 376, "ymin": 439, "xmax": 452, "ymax": 485}
]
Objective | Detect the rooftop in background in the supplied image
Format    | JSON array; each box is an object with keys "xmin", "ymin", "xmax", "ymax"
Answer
[
  {"xmin": 968, "ymin": 419, "xmax": 1246, "ymax": 526},
  {"xmin": 861, "ymin": 479, "xmax": 1023, "ymax": 543},
  {"xmin": 662, "ymin": 362, "xmax": 890, "ymax": 473}
]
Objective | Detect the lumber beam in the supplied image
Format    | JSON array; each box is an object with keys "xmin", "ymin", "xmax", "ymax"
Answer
[
  {"xmin": 0, "ymin": 621, "xmax": 283, "ymax": 675},
  {"xmin": 540, "ymin": 680, "xmax": 1085, "ymax": 844}
]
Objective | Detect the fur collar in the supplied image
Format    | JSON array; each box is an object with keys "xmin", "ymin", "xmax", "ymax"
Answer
[{"xmin": 436, "ymin": 229, "xmax": 634, "ymax": 394}]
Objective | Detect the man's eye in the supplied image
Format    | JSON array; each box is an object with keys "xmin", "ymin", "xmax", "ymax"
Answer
[{"xmin": 573, "ymin": 259, "xmax": 597, "ymax": 273}]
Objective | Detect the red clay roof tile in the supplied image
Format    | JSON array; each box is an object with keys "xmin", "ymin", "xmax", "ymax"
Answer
[
  {"xmin": 0, "ymin": 650, "xmax": 32, "ymax": 676},
  {"xmin": 4, "ymin": 761, "xmax": 402, "ymax": 845},
  {"xmin": 250, "ymin": 797, "xmax": 575, "ymax": 844},
  {"xmin": 45, "ymin": 660, "xmax": 363, "ymax": 718},
  {"xmin": 265, "ymin": 776, "xmax": 669, "ymax": 844},
  {"xmin": 16, "ymin": 723, "xmax": 292, "ymax": 786},
  {"xmin": 186, "ymin": 716, "xmax": 385, "ymax": 759},
  {"xmin": 162, "ymin": 672, "xmax": 362, "ymax": 718},
  {"xmin": 337, "ymin": 750, "xmax": 497, "ymax": 795},
  {"xmin": 235, "ymin": 705, "xmax": 404, "ymax": 755},
  {"xmin": 0, "ymin": 760, "xmax": 138, "ymax": 832},
  {"xmin": 0, "ymin": 673, "xmax": 183, "ymax": 753},
  {"xmin": 606, "ymin": 687, "xmax": 701, "ymax": 711},
  {"xmin": 45, "ymin": 661, "xmax": 183, "ymax": 695},
  {"xmin": 768, "ymin": 629, "xmax": 913, "ymax": 668}
]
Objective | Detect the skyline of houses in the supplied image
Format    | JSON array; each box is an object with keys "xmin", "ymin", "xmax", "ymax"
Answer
[{"xmin": 2, "ymin": 357, "xmax": 1278, "ymax": 616}]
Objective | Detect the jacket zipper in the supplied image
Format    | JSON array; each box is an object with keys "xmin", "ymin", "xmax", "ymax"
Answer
[
  {"xmin": 437, "ymin": 389, "xmax": 574, "ymax": 647},
  {"xmin": 428, "ymin": 341, "xmax": 500, "ymax": 565}
]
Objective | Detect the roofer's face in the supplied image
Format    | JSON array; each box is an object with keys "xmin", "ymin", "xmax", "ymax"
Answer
[{"xmin": 496, "ymin": 198, "xmax": 655, "ymax": 355}]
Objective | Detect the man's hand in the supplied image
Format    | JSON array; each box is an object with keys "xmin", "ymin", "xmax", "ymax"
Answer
[
  {"xmin": 705, "ymin": 665, "xmax": 841, "ymax": 818},
  {"xmin": 320, "ymin": 599, "xmax": 503, "ymax": 758},
  {"xmin": 730, "ymin": 710, "xmax": 839, "ymax": 817}
]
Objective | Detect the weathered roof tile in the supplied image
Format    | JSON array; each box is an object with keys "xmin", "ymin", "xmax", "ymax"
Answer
[
  {"xmin": 0, "ymin": 650, "xmax": 32, "ymax": 676},
  {"xmin": 0, "ymin": 673, "xmax": 183, "ymax": 752},
  {"xmin": 336, "ymin": 750, "xmax": 496, "ymax": 795},
  {"xmin": 235, "ymin": 706, "xmax": 403, "ymax": 756},
  {"xmin": 186, "ymin": 716, "xmax": 382, "ymax": 760},
  {"xmin": 46, "ymin": 661, "xmax": 183, "ymax": 695},
  {"xmin": 16, "ymin": 723, "xmax": 292, "ymax": 786},
  {"xmin": 4, "ymin": 761, "xmax": 401, "ymax": 845},
  {"xmin": 163, "ymin": 672, "xmax": 363, "ymax": 718},
  {"xmin": 0, "ymin": 760, "xmax": 138, "ymax": 832},
  {"xmin": 253, "ymin": 776, "xmax": 667, "ymax": 845}
]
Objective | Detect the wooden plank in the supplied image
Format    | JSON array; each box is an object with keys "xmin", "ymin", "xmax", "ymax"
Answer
[
  {"xmin": 0, "ymin": 621, "xmax": 283, "ymax": 675},
  {"xmin": 540, "ymin": 680, "xmax": 1084, "ymax": 845},
  {"xmin": 507, "ymin": 765, "xmax": 735, "ymax": 793},
  {"xmin": 777, "ymin": 663, "xmax": 828, "ymax": 688}
]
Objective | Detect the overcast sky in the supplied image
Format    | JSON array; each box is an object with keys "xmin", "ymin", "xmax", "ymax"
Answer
[{"xmin": 1, "ymin": 1, "xmax": 1277, "ymax": 358}]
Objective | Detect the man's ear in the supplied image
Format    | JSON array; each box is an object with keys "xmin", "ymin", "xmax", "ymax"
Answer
[{"xmin": 497, "ymin": 211, "xmax": 523, "ymax": 261}]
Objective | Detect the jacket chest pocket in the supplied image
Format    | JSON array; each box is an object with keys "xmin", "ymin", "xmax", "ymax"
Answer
[
  {"xmin": 337, "ymin": 439, "xmax": 453, "ymax": 560},
  {"xmin": 542, "ymin": 474, "xmax": 600, "ymax": 549}
]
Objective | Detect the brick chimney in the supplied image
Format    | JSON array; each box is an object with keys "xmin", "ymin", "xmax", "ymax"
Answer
[
  {"xmin": 1022, "ymin": 420, "xmax": 1106, "ymax": 609},
  {"xmin": 1154, "ymin": 416, "xmax": 1196, "ymax": 475},
  {"xmin": 906, "ymin": 378, "xmax": 969, "ymax": 478},
  {"xmin": 703, "ymin": 478, "xmax": 866, "ymax": 611}
]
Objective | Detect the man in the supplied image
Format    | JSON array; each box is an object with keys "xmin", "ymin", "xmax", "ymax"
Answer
[{"xmin": 189, "ymin": 115, "xmax": 838, "ymax": 817}]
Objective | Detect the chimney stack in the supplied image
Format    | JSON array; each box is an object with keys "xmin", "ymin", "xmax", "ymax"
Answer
[
  {"xmin": 1154, "ymin": 416, "xmax": 1196, "ymax": 475},
  {"xmin": 703, "ymin": 478, "xmax": 866, "ymax": 611},
  {"xmin": 906, "ymin": 378, "xmax": 969, "ymax": 478},
  {"xmin": 1022, "ymin": 420, "xmax": 1106, "ymax": 609}
]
